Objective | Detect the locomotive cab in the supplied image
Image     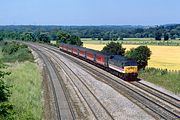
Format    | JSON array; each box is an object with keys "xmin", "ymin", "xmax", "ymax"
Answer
[{"xmin": 108, "ymin": 55, "xmax": 138, "ymax": 80}]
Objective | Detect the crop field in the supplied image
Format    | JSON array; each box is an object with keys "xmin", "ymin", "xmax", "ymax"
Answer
[
  {"xmin": 83, "ymin": 43, "xmax": 180, "ymax": 70},
  {"xmin": 82, "ymin": 38, "xmax": 180, "ymax": 46}
]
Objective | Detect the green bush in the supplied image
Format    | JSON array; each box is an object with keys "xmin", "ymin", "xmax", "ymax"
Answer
[
  {"xmin": 1, "ymin": 42, "xmax": 34, "ymax": 62},
  {"xmin": 0, "ymin": 102, "xmax": 14, "ymax": 117},
  {"xmin": 0, "ymin": 63, "xmax": 13, "ymax": 118},
  {"xmin": 2, "ymin": 42, "xmax": 19, "ymax": 55}
]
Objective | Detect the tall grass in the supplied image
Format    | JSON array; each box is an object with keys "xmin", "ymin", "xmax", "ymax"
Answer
[
  {"xmin": 139, "ymin": 68, "xmax": 180, "ymax": 94},
  {"xmin": 0, "ymin": 41, "xmax": 43, "ymax": 119},
  {"xmin": 3, "ymin": 62, "xmax": 43, "ymax": 120}
]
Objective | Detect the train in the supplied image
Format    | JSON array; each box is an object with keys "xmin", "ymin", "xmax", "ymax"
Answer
[{"xmin": 59, "ymin": 43, "xmax": 138, "ymax": 80}]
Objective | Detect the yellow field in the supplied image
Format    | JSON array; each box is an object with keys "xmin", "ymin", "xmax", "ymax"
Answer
[{"xmin": 83, "ymin": 44, "xmax": 180, "ymax": 70}]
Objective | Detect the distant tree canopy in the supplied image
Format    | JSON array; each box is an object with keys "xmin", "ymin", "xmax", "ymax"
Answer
[
  {"xmin": 101, "ymin": 42, "xmax": 126, "ymax": 56},
  {"xmin": 57, "ymin": 32, "xmax": 83, "ymax": 46},
  {"xmin": 0, "ymin": 37, "xmax": 3, "ymax": 41},
  {"xmin": 126, "ymin": 46, "xmax": 151, "ymax": 70},
  {"xmin": 38, "ymin": 33, "xmax": 50, "ymax": 43},
  {"xmin": 164, "ymin": 32, "xmax": 169, "ymax": 40},
  {"xmin": 0, "ymin": 24, "xmax": 180, "ymax": 42},
  {"xmin": 155, "ymin": 31, "xmax": 162, "ymax": 40}
]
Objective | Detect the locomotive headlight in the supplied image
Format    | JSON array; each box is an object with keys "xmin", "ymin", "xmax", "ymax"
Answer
[{"xmin": 124, "ymin": 66, "xmax": 138, "ymax": 73}]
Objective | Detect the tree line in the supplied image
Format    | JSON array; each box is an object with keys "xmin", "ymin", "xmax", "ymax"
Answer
[
  {"xmin": 0, "ymin": 27, "xmax": 83, "ymax": 46},
  {"xmin": 57, "ymin": 25, "xmax": 180, "ymax": 40},
  {"xmin": 0, "ymin": 24, "xmax": 180, "ymax": 42}
]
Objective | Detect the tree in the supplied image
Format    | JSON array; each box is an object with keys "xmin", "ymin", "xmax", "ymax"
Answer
[
  {"xmin": 38, "ymin": 33, "xmax": 50, "ymax": 43},
  {"xmin": 57, "ymin": 32, "xmax": 83, "ymax": 46},
  {"xmin": 97, "ymin": 37, "xmax": 101, "ymax": 40},
  {"xmin": 101, "ymin": 42, "xmax": 126, "ymax": 55},
  {"xmin": 0, "ymin": 37, "xmax": 3, "ymax": 41},
  {"xmin": 102, "ymin": 32, "xmax": 110, "ymax": 40},
  {"xmin": 164, "ymin": 33, "xmax": 169, "ymax": 41},
  {"xmin": 126, "ymin": 46, "xmax": 151, "ymax": 70},
  {"xmin": 57, "ymin": 32, "xmax": 71, "ymax": 43},
  {"xmin": 119, "ymin": 37, "xmax": 123, "ymax": 40},
  {"xmin": 155, "ymin": 31, "xmax": 162, "ymax": 40},
  {"xmin": 21, "ymin": 32, "xmax": 36, "ymax": 41},
  {"xmin": 70, "ymin": 35, "xmax": 83, "ymax": 46}
]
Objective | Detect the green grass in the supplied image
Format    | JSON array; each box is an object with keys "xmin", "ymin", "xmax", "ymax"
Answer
[
  {"xmin": 139, "ymin": 68, "xmax": 180, "ymax": 94},
  {"xmin": 0, "ymin": 41, "xmax": 43, "ymax": 119},
  {"xmin": 2, "ymin": 62, "xmax": 43, "ymax": 120}
]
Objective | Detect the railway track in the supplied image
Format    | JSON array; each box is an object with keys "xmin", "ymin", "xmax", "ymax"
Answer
[
  {"xmin": 31, "ymin": 47, "xmax": 76, "ymax": 120},
  {"xmin": 38, "ymin": 43, "xmax": 180, "ymax": 120},
  {"xmin": 31, "ymin": 44, "xmax": 115, "ymax": 120},
  {"xmin": 131, "ymin": 81, "xmax": 180, "ymax": 108}
]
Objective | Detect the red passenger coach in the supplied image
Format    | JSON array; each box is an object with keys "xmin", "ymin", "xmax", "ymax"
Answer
[
  {"xmin": 68, "ymin": 46, "xmax": 73, "ymax": 53},
  {"xmin": 63, "ymin": 45, "xmax": 68, "ymax": 51},
  {"xmin": 72, "ymin": 48, "xmax": 78, "ymax": 55},
  {"xmin": 59, "ymin": 43, "xmax": 108, "ymax": 67},
  {"xmin": 79, "ymin": 49, "xmax": 86, "ymax": 57},
  {"xmin": 86, "ymin": 52, "xmax": 94, "ymax": 61},
  {"xmin": 95, "ymin": 54, "xmax": 105, "ymax": 65}
]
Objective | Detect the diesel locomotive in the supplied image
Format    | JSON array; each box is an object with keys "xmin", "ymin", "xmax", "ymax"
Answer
[{"xmin": 59, "ymin": 43, "xmax": 138, "ymax": 80}]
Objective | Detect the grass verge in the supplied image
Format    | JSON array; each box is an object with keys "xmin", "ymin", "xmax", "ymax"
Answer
[
  {"xmin": 0, "ymin": 41, "xmax": 43, "ymax": 119},
  {"xmin": 139, "ymin": 68, "xmax": 180, "ymax": 94},
  {"xmin": 2, "ymin": 62, "xmax": 43, "ymax": 120}
]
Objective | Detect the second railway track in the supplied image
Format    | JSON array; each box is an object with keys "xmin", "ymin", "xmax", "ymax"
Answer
[
  {"xmin": 31, "ymin": 47, "xmax": 76, "ymax": 120},
  {"xmin": 31, "ymin": 44, "xmax": 115, "ymax": 120}
]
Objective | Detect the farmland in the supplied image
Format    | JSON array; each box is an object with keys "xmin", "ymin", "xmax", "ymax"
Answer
[
  {"xmin": 83, "ymin": 40, "xmax": 180, "ymax": 70},
  {"xmin": 82, "ymin": 38, "xmax": 180, "ymax": 46}
]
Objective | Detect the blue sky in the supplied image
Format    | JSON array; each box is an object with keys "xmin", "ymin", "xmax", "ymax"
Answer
[{"xmin": 0, "ymin": 0, "xmax": 179, "ymax": 25}]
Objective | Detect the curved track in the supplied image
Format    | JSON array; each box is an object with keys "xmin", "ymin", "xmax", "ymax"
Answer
[
  {"xmin": 31, "ymin": 47, "xmax": 76, "ymax": 120},
  {"xmin": 37, "ymin": 43, "xmax": 180, "ymax": 120},
  {"xmin": 30, "ymin": 44, "xmax": 115, "ymax": 120}
]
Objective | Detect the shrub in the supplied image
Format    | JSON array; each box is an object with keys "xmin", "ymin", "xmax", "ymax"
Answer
[
  {"xmin": 0, "ymin": 63, "xmax": 13, "ymax": 117},
  {"xmin": 1, "ymin": 42, "xmax": 34, "ymax": 62},
  {"xmin": 0, "ymin": 102, "xmax": 13, "ymax": 117}
]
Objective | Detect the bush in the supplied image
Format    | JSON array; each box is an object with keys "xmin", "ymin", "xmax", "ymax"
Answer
[
  {"xmin": 1, "ymin": 42, "xmax": 34, "ymax": 62},
  {"xmin": 0, "ymin": 63, "xmax": 13, "ymax": 117},
  {"xmin": 0, "ymin": 80, "xmax": 11, "ymax": 102},
  {"xmin": 2, "ymin": 42, "xmax": 19, "ymax": 55},
  {"xmin": 0, "ymin": 102, "xmax": 13, "ymax": 117}
]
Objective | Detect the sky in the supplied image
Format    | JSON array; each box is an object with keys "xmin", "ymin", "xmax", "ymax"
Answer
[{"xmin": 0, "ymin": 0, "xmax": 180, "ymax": 25}]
